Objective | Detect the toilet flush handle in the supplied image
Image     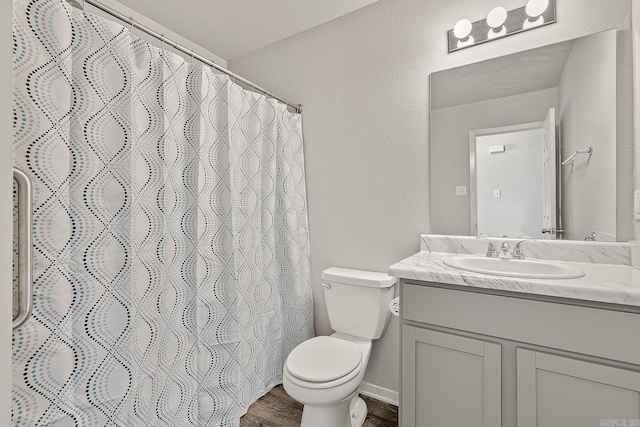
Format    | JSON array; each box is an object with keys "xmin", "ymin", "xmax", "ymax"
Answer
[{"xmin": 321, "ymin": 283, "xmax": 331, "ymax": 289}]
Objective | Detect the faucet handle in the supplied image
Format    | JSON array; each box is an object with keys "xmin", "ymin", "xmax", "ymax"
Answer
[
  {"xmin": 476, "ymin": 236, "xmax": 498, "ymax": 257},
  {"xmin": 512, "ymin": 239, "xmax": 534, "ymax": 260}
]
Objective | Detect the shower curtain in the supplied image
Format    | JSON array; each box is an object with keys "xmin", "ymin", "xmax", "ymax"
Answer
[{"xmin": 11, "ymin": 0, "xmax": 314, "ymax": 425}]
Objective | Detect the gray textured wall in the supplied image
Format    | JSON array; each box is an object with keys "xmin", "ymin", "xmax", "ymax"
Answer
[{"xmin": 559, "ymin": 30, "xmax": 617, "ymax": 240}]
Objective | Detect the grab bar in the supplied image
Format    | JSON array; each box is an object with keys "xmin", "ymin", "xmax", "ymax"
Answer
[
  {"xmin": 561, "ymin": 146, "xmax": 593, "ymax": 166},
  {"xmin": 13, "ymin": 168, "xmax": 33, "ymax": 329}
]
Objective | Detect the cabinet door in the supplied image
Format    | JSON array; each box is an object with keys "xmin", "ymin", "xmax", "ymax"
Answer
[
  {"xmin": 402, "ymin": 325, "xmax": 502, "ymax": 427},
  {"xmin": 517, "ymin": 349, "xmax": 640, "ymax": 427}
]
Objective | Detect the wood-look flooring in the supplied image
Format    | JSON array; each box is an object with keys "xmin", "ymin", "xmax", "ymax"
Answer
[{"xmin": 240, "ymin": 385, "xmax": 398, "ymax": 427}]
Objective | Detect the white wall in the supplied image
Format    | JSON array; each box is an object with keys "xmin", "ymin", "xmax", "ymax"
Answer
[
  {"xmin": 85, "ymin": 0, "xmax": 227, "ymax": 68},
  {"xmin": 559, "ymin": 30, "xmax": 617, "ymax": 240},
  {"xmin": 229, "ymin": 0, "xmax": 634, "ymax": 396},
  {"xmin": 1, "ymin": 0, "xmax": 13, "ymax": 423},
  {"xmin": 431, "ymin": 88, "xmax": 557, "ymax": 236},
  {"xmin": 476, "ymin": 129, "xmax": 544, "ymax": 238}
]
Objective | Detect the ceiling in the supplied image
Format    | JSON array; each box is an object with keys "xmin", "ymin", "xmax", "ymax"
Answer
[
  {"xmin": 114, "ymin": 0, "xmax": 379, "ymax": 61},
  {"xmin": 431, "ymin": 39, "xmax": 575, "ymax": 110}
]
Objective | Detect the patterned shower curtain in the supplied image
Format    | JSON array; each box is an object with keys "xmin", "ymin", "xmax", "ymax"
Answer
[{"xmin": 11, "ymin": 0, "xmax": 314, "ymax": 425}]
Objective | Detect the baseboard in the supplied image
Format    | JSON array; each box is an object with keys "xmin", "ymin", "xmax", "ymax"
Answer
[{"xmin": 359, "ymin": 381, "xmax": 399, "ymax": 407}]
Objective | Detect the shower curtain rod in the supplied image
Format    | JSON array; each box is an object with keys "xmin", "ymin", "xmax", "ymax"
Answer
[{"xmin": 68, "ymin": 0, "xmax": 303, "ymax": 114}]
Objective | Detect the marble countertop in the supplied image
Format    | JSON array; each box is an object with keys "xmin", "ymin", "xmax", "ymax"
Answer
[{"xmin": 389, "ymin": 251, "xmax": 640, "ymax": 307}]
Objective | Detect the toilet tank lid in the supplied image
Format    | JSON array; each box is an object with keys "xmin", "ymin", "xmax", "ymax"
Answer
[{"xmin": 322, "ymin": 267, "xmax": 397, "ymax": 288}]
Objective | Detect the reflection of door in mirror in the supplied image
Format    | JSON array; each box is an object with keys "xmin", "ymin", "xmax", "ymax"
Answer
[
  {"xmin": 541, "ymin": 108, "xmax": 556, "ymax": 239},
  {"xmin": 470, "ymin": 108, "xmax": 556, "ymax": 239}
]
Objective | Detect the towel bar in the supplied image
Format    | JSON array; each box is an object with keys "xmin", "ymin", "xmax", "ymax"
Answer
[{"xmin": 561, "ymin": 146, "xmax": 593, "ymax": 166}]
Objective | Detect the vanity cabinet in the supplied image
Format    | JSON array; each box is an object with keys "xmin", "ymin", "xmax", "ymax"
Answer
[
  {"xmin": 400, "ymin": 281, "xmax": 640, "ymax": 427},
  {"xmin": 402, "ymin": 326, "xmax": 502, "ymax": 427},
  {"xmin": 516, "ymin": 349, "xmax": 640, "ymax": 427}
]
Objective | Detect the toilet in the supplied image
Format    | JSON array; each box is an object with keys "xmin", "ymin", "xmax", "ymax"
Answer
[{"xmin": 283, "ymin": 267, "xmax": 397, "ymax": 427}]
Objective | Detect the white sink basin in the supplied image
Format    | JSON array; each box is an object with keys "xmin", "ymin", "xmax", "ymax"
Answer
[{"xmin": 443, "ymin": 256, "xmax": 585, "ymax": 279}]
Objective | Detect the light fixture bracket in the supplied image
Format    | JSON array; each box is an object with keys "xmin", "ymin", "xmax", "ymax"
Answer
[{"xmin": 447, "ymin": 0, "xmax": 556, "ymax": 53}]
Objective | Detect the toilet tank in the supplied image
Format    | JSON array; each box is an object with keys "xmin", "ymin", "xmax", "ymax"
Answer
[{"xmin": 321, "ymin": 267, "xmax": 397, "ymax": 340}]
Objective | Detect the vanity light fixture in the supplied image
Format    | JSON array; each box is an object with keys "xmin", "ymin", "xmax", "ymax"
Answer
[{"xmin": 447, "ymin": 0, "xmax": 556, "ymax": 53}]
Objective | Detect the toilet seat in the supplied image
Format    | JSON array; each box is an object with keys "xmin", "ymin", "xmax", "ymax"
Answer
[{"xmin": 286, "ymin": 336, "xmax": 362, "ymax": 385}]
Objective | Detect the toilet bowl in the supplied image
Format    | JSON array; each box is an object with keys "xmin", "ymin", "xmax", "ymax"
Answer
[
  {"xmin": 282, "ymin": 267, "xmax": 396, "ymax": 427},
  {"xmin": 283, "ymin": 333, "xmax": 372, "ymax": 427}
]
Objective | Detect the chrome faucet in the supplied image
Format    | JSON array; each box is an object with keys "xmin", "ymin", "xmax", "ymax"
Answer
[
  {"xmin": 477, "ymin": 237, "xmax": 531, "ymax": 259},
  {"xmin": 476, "ymin": 236, "xmax": 498, "ymax": 257}
]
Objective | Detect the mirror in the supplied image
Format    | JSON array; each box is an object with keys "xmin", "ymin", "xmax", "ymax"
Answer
[{"xmin": 430, "ymin": 30, "xmax": 617, "ymax": 241}]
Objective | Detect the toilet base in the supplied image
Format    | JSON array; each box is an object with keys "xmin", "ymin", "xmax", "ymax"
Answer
[
  {"xmin": 349, "ymin": 396, "xmax": 368, "ymax": 427},
  {"xmin": 299, "ymin": 392, "xmax": 368, "ymax": 427}
]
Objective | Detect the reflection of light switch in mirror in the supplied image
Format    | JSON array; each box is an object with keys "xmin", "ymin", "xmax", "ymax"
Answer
[
  {"xmin": 456, "ymin": 186, "xmax": 467, "ymax": 196},
  {"xmin": 494, "ymin": 189, "xmax": 501, "ymax": 198}
]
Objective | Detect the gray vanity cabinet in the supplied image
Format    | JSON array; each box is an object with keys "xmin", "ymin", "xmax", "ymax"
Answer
[
  {"xmin": 517, "ymin": 349, "xmax": 640, "ymax": 427},
  {"xmin": 399, "ymin": 281, "xmax": 640, "ymax": 427},
  {"xmin": 402, "ymin": 325, "xmax": 502, "ymax": 427}
]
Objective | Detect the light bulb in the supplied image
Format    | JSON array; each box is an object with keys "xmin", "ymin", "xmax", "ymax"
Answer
[
  {"xmin": 525, "ymin": 0, "xmax": 549, "ymax": 18},
  {"xmin": 487, "ymin": 7, "xmax": 507, "ymax": 39},
  {"xmin": 453, "ymin": 19, "xmax": 474, "ymax": 48},
  {"xmin": 524, "ymin": 0, "xmax": 549, "ymax": 29},
  {"xmin": 487, "ymin": 7, "xmax": 507, "ymax": 29},
  {"xmin": 453, "ymin": 19, "xmax": 473, "ymax": 40}
]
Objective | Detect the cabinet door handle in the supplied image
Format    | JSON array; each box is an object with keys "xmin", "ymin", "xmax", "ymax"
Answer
[{"xmin": 13, "ymin": 168, "xmax": 33, "ymax": 330}]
